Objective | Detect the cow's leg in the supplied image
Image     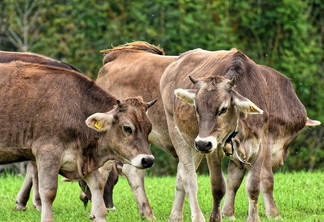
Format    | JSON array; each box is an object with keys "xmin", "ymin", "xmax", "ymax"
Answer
[
  {"xmin": 121, "ymin": 164, "xmax": 156, "ymax": 220},
  {"xmin": 35, "ymin": 146, "xmax": 61, "ymax": 222},
  {"xmin": 222, "ymin": 160, "xmax": 246, "ymax": 220},
  {"xmin": 103, "ymin": 164, "xmax": 118, "ymax": 211},
  {"xmin": 83, "ymin": 169, "xmax": 107, "ymax": 222},
  {"xmin": 31, "ymin": 161, "xmax": 42, "ymax": 210},
  {"xmin": 245, "ymin": 155, "xmax": 263, "ymax": 222},
  {"xmin": 16, "ymin": 161, "xmax": 34, "ymax": 210},
  {"xmin": 169, "ymin": 165, "xmax": 186, "ymax": 221},
  {"xmin": 169, "ymin": 147, "xmax": 204, "ymax": 222},
  {"xmin": 206, "ymin": 151, "xmax": 226, "ymax": 222},
  {"xmin": 261, "ymin": 145, "xmax": 279, "ymax": 219},
  {"xmin": 165, "ymin": 111, "xmax": 205, "ymax": 222}
]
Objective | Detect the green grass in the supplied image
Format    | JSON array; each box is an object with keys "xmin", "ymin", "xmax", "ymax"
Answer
[{"xmin": 0, "ymin": 172, "xmax": 323, "ymax": 222}]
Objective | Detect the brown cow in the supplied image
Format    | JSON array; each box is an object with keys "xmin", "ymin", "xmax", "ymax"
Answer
[
  {"xmin": 96, "ymin": 41, "xmax": 177, "ymax": 219},
  {"xmin": 0, "ymin": 50, "xmax": 83, "ymax": 73},
  {"xmin": 0, "ymin": 59, "xmax": 156, "ymax": 222},
  {"xmin": 0, "ymin": 51, "xmax": 119, "ymax": 213},
  {"xmin": 160, "ymin": 48, "xmax": 320, "ymax": 221}
]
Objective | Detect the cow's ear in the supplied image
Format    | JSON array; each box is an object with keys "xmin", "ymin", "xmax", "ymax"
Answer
[
  {"xmin": 85, "ymin": 113, "xmax": 115, "ymax": 131},
  {"xmin": 232, "ymin": 90, "xmax": 263, "ymax": 115},
  {"xmin": 174, "ymin": 88, "xmax": 196, "ymax": 106}
]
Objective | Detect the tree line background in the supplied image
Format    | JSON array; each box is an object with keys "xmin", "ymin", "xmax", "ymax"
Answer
[{"xmin": 0, "ymin": 0, "xmax": 323, "ymax": 175}]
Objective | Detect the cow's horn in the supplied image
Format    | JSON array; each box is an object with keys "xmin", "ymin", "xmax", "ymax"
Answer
[
  {"xmin": 117, "ymin": 99, "xmax": 122, "ymax": 107},
  {"xmin": 228, "ymin": 76, "xmax": 237, "ymax": 87},
  {"xmin": 189, "ymin": 75, "xmax": 198, "ymax": 85},
  {"xmin": 147, "ymin": 99, "xmax": 157, "ymax": 108}
]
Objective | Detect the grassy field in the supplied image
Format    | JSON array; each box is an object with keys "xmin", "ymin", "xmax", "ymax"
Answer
[{"xmin": 0, "ymin": 171, "xmax": 323, "ymax": 222}]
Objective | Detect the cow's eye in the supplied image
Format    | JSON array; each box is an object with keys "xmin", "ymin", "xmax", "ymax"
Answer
[
  {"xmin": 218, "ymin": 107, "xmax": 227, "ymax": 116},
  {"xmin": 123, "ymin": 125, "xmax": 133, "ymax": 134}
]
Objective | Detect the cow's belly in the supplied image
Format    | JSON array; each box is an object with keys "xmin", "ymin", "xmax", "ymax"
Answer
[
  {"xmin": 0, "ymin": 146, "xmax": 33, "ymax": 164},
  {"xmin": 270, "ymin": 138, "xmax": 287, "ymax": 168}
]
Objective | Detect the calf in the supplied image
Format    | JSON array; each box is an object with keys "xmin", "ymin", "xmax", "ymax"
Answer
[
  {"xmin": 0, "ymin": 59, "xmax": 155, "ymax": 222},
  {"xmin": 96, "ymin": 41, "xmax": 177, "ymax": 219},
  {"xmin": 160, "ymin": 48, "xmax": 319, "ymax": 222}
]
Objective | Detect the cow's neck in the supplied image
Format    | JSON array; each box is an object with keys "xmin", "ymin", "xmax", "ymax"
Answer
[{"xmin": 81, "ymin": 135, "xmax": 115, "ymax": 176}]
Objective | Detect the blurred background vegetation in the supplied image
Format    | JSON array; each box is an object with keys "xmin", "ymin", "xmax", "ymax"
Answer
[{"xmin": 0, "ymin": 0, "xmax": 323, "ymax": 175}]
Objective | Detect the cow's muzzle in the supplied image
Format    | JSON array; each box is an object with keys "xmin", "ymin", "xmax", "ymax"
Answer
[
  {"xmin": 131, "ymin": 154, "xmax": 155, "ymax": 169},
  {"xmin": 194, "ymin": 136, "xmax": 217, "ymax": 154}
]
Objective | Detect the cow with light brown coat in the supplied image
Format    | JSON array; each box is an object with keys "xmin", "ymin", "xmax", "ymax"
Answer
[
  {"xmin": 0, "ymin": 53, "xmax": 156, "ymax": 222},
  {"xmin": 96, "ymin": 42, "xmax": 177, "ymax": 219},
  {"xmin": 160, "ymin": 48, "xmax": 320, "ymax": 222}
]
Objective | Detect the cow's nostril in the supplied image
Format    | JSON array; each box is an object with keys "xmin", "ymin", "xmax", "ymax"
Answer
[
  {"xmin": 194, "ymin": 140, "xmax": 212, "ymax": 153},
  {"xmin": 141, "ymin": 157, "xmax": 154, "ymax": 168}
]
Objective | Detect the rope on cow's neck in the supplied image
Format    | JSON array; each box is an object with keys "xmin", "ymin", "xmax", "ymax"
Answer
[
  {"xmin": 232, "ymin": 142, "xmax": 251, "ymax": 166},
  {"xmin": 226, "ymin": 130, "xmax": 251, "ymax": 166}
]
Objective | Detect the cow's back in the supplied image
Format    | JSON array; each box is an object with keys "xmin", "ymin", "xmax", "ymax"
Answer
[
  {"xmin": 0, "ymin": 61, "xmax": 115, "ymax": 163},
  {"xmin": 0, "ymin": 51, "xmax": 83, "ymax": 73},
  {"xmin": 97, "ymin": 45, "xmax": 177, "ymax": 157}
]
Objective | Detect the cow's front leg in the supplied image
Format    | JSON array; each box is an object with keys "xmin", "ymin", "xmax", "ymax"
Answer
[
  {"xmin": 222, "ymin": 160, "xmax": 246, "ymax": 220},
  {"xmin": 165, "ymin": 111, "xmax": 205, "ymax": 222},
  {"xmin": 103, "ymin": 163, "xmax": 118, "ymax": 211},
  {"xmin": 35, "ymin": 146, "xmax": 61, "ymax": 222},
  {"xmin": 83, "ymin": 170, "xmax": 107, "ymax": 222},
  {"xmin": 206, "ymin": 151, "xmax": 225, "ymax": 222},
  {"xmin": 170, "ymin": 149, "xmax": 204, "ymax": 222},
  {"xmin": 121, "ymin": 164, "xmax": 156, "ymax": 220},
  {"xmin": 169, "ymin": 165, "xmax": 186, "ymax": 222}
]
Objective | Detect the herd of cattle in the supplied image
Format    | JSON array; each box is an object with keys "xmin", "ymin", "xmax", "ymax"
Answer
[{"xmin": 0, "ymin": 42, "xmax": 320, "ymax": 222}]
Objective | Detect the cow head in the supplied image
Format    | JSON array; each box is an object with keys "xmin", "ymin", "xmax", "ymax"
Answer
[
  {"xmin": 175, "ymin": 75, "xmax": 263, "ymax": 154},
  {"xmin": 86, "ymin": 97, "xmax": 157, "ymax": 169}
]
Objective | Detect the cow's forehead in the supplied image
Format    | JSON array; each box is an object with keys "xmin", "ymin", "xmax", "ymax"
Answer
[
  {"xmin": 116, "ymin": 99, "xmax": 152, "ymax": 132},
  {"xmin": 195, "ymin": 82, "xmax": 232, "ymax": 111}
]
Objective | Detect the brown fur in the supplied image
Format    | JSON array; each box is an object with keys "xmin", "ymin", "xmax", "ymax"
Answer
[
  {"xmin": 0, "ymin": 51, "xmax": 83, "ymax": 73},
  {"xmin": 0, "ymin": 57, "xmax": 155, "ymax": 221},
  {"xmin": 98, "ymin": 41, "xmax": 177, "ymax": 157},
  {"xmin": 96, "ymin": 41, "xmax": 177, "ymax": 220},
  {"xmin": 160, "ymin": 48, "xmax": 308, "ymax": 221}
]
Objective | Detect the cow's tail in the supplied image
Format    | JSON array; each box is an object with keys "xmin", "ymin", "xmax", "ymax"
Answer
[{"xmin": 306, "ymin": 117, "xmax": 321, "ymax": 126}]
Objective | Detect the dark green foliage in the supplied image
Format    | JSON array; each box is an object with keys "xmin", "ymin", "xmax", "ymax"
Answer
[{"xmin": 0, "ymin": 0, "xmax": 322, "ymax": 173}]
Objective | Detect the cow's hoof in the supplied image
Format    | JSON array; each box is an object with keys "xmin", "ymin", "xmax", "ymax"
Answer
[
  {"xmin": 107, "ymin": 206, "xmax": 116, "ymax": 211},
  {"xmin": 143, "ymin": 214, "xmax": 157, "ymax": 221},
  {"xmin": 222, "ymin": 210, "xmax": 236, "ymax": 220},
  {"xmin": 34, "ymin": 204, "xmax": 41, "ymax": 211},
  {"xmin": 225, "ymin": 215, "xmax": 236, "ymax": 220},
  {"xmin": 15, "ymin": 204, "xmax": 27, "ymax": 211}
]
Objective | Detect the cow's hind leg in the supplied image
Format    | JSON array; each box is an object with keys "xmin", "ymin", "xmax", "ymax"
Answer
[
  {"xmin": 121, "ymin": 164, "xmax": 156, "ymax": 220},
  {"xmin": 261, "ymin": 160, "xmax": 279, "ymax": 218},
  {"xmin": 16, "ymin": 161, "xmax": 34, "ymax": 211},
  {"xmin": 207, "ymin": 151, "xmax": 226, "ymax": 222},
  {"xmin": 31, "ymin": 161, "xmax": 41, "ymax": 210},
  {"xmin": 246, "ymin": 157, "xmax": 263, "ymax": 222},
  {"xmin": 222, "ymin": 160, "xmax": 246, "ymax": 220}
]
